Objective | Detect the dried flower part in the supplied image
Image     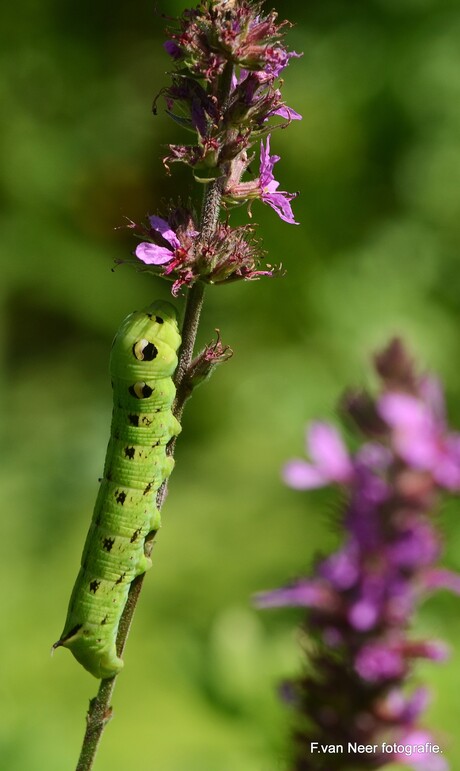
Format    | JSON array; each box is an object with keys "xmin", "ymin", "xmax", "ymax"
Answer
[
  {"xmin": 256, "ymin": 339, "xmax": 460, "ymax": 770},
  {"xmin": 118, "ymin": 206, "xmax": 277, "ymax": 295},
  {"xmin": 184, "ymin": 331, "xmax": 234, "ymax": 392}
]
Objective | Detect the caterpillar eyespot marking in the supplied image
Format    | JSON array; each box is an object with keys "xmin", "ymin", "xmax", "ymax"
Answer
[
  {"xmin": 129, "ymin": 382, "xmax": 154, "ymax": 399},
  {"xmin": 54, "ymin": 300, "xmax": 181, "ymax": 679},
  {"xmin": 132, "ymin": 339, "xmax": 158, "ymax": 361}
]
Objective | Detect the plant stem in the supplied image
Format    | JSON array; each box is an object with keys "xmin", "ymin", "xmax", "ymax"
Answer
[{"xmin": 74, "ymin": 182, "xmax": 221, "ymax": 771}]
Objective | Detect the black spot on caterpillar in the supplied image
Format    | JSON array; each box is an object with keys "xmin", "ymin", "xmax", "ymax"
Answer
[
  {"xmin": 53, "ymin": 300, "xmax": 181, "ymax": 679},
  {"xmin": 132, "ymin": 339, "xmax": 158, "ymax": 361},
  {"xmin": 128, "ymin": 382, "xmax": 154, "ymax": 399}
]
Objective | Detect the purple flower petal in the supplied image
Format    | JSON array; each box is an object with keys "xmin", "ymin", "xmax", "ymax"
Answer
[
  {"xmin": 424, "ymin": 568, "xmax": 460, "ymax": 595},
  {"xmin": 259, "ymin": 136, "xmax": 298, "ymax": 224},
  {"xmin": 273, "ymin": 105, "xmax": 303, "ymax": 121},
  {"xmin": 414, "ymin": 641, "xmax": 449, "ymax": 662},
  {"xmin": 432, "ymin": 434, "xmax": 460, "ymax": 490},
  {"xmin": 307, "ymin": 422, "xmax": 353, "ymax": 483},
  {"xmin": 403, "ymin": 688, "xmax": 431, "ymax": 722},
  {"xmin": 379, "ymin": 394, "xmax": 438, "ymax": 468},
  {"xmin": 356, "ymin": 442, "xmax": 392, "ymax": 470},
  {"xmin": 355, "ymin": 643, "xmax": 405, "ymax": 682},
  {"xmin": 135, "ymin": 242, "xmax": 175, "ymax": 265},
  {"xmin": 389, "ymin": 522, "xmax": 440, "ymax": 569},
  {"xmin": 282, "ymin": 459, "xmax": 328, "ymax": 489},
  {"xmin": 378, "ymin": 393, "xmax": 428, "ymax": 432},
  {"xmin": 262, "ymin": 190, "xmax": 298, "ymax": 224},
  {"xmin": 379, "ymin": 687, "xmax": 430, "ymax": 722},
  {"xmin": 379, "ymin": 390, "xmax": 460, "ymax": 487},
  {"xmin": 319, "ymin": 544, "xmax": 359, "ymax": 589},
  {"xmin": 395, "ymin": 730, "xmax": 448, "ymax": 771},
  {"xmin": 148, "ymin": 216, "xmax": 181, "ymax": 249},
  {"xmin": 348, "ymin": 600, "xmax": 379, "ymax": 631},
  {"xmin": 254, "ymin": 581, "xmax": 331, "ymax": 609},
  {"xmin": 420, "ymin": 376, "xmax": 446, "ymax": 424}
]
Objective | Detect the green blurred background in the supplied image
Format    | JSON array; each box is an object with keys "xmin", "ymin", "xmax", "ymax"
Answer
[{"xmin": 2, "ymin": 0, "xmax": 460, "ymax": 768}]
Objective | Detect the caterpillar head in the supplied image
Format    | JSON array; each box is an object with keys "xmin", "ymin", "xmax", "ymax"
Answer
[{"xmin": 110, "ymin": 300, "xmax": 181, "ymax": 387}]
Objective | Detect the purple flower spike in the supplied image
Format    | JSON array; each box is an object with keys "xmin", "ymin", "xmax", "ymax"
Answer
[
  {"xmin": 257, "ymin": 339, "xmax": 460, "ymax": 769},
  {"xmin": 259, "ymin": 136, "xmax": 298, "ymax": 224},
  {"xmin": 283, "ymin": 421, "xmax": 353, "ymax": 489}
]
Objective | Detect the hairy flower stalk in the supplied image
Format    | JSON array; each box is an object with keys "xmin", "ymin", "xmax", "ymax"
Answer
[
  {"xmin": 256, "ymin": 339, "xmax": 460, "ymax": 771},
  {"xmin": 76, "ymin": 2, "xmax": 301, "ymax": 770}
]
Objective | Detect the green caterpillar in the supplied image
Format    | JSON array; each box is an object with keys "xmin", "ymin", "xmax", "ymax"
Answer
[{"xmin": 54, "ymin": 300, "xmax": 181, "ymax": 679}]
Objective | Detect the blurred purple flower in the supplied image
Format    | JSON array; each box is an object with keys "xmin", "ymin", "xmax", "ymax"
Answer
[
  {"xmin": 355, "ymin": 641, "xmax": 406, "ymax": 682},
  {"xmin": 424, "ymin": 568, "xmax": 460, "ymax": 595},
  {"xmin": 283, "ymin": 421, "xmax": 353, "ymax": 489},
  {"xmin": 255, "ymin": 579, "xmax": 337, "ymax": 612},
  {"xmin": 256, "ymin": 339, "xmax": 460, "ymax": 770},
  {"xmin": 378, "ymin": 379, "xmax": 460, "ymax": 490},
  {"xmin": 395, "ymin": 730, "xmax": 448, "ymax": 771}
]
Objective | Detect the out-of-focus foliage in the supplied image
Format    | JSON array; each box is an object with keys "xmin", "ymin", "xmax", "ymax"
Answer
[{"xmin": 1, "ymin": 0, "xmax": 460, "ymax": 769}]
